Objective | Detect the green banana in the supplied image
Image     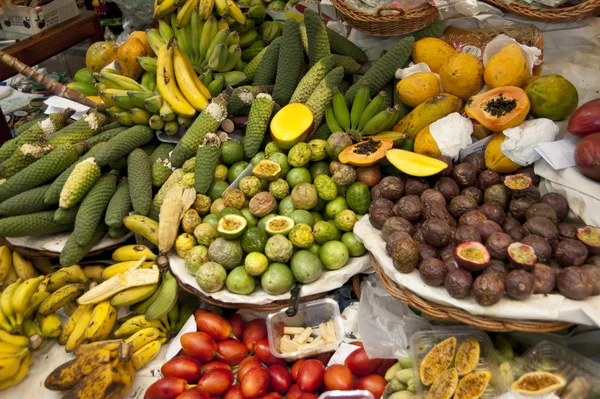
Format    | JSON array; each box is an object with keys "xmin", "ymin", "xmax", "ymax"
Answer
[
  {"xmin": 358, "ymin": 91, "xmax": 386, "ymax": 132},
  {"xmin": 332, "ymin": 88, "xmax": 350, "ymax": 131},
  {"xmin": 325, "ymin": 104, "xmax": 343, "ymax": 134},
  {"xmin": 350, "ymin": 81, "xmax": 369, "ymax": 130},
  {"xmin": 145, "ymin": 271, "xmax": 178, "ymax": 321}
]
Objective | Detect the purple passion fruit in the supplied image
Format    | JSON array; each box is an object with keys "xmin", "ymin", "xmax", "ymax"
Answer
[
  {"xmin": 577, "ymin": 226, "xmax": 600, "ymax": 255},
  {"xmin": 557, "ymin": 266, "xmax": 593, "ymax": 300},
  {"xmin": 554, "ymin": 238, "xmax": 589, "ymax": 267},
  {"xmin": 504, "ymin": 269, "xmax": 534, "ymax": 300},
  {"xmin": 521, "ymin": 235, "xmax": 552, "ymax": 264},
  {"xmin": 455, "ymin": 241, "xmax": 491, "ymax": 272},
  {"xmin": 532, "ymin": 263, "xmax": 556, "ymax": 295},
  {"xmin": 444, "ymin": 268, "xmax": 474, "ymax": 298},
  {"xmin": 507, "ymin": 242, "xmax": 538, "ymax": 270},
  {"xmin": 471, "ymin": 273, "xmax": 504, "ymax": 306},
  {"xmin": 419, "ymin": 258, "xmax": 448, "ymax": 286},
  {"xmin": 486, "ymin": 232, "xmax": 513, "ymax": 260}
]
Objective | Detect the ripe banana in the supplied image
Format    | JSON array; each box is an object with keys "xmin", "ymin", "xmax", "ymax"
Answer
[
  {"xmin": 199, "ymin": 0, "xmax": 214, "ymax": 19},
  {"xmin": 12, "ymin": 275, "xmax": 44, "ymax": 325},
  {"xmin": 174, "ymin": 47, "xmax": 210, "ymax": 111},
  {"xmin": 101, "ymin": 261, "xmax": 155, "ymax": 280},
  {"xmin": 132, "ymin": 340, "xmax": 161, "ymax": 370},
  {"xmin": 82, "ymin": 265, "xmax": 104, "ymax": 283},
  {"xmin": 0, "ymin": 349, "xmax": 29, "ymax": 382},
  {"xmin": 12, "ymin": 252, "xmax": 37, "ymax": 280},
  {"xmin": 45, "ymin": 348, "xmax": 115, "ymax": 390},
  {"xmin": 214, "ymin": 0, "xmax": 227, "ymax": 16},
  {"xmin": 112, "ymin": 245, "xmax": 157, "ymax": 262},
  {"xmin": 0, "ymin": 279, "xmax": 22, "ymax": 327},
  {"xmin": 114, "ymin": 315, "xmax": 167, "ymax": 338},
  {"xmin": 22, "ymin": 291, "xmax": 50, "ymax": 321},
  {"xmin": 0, "ymin": 330, "xmax": 29, "ymax": 347},
  {"xmin": 176, "ymin": 0, "xmax": 199, "ymax": 27},
  {"xmin": 154, "ymin": 0, "xmax": 177, "ymax": 18},
  {"xmin": 38, "ymin": 283, "xmax": 85, "ymax": 316},
  {"xmin": 0, "ymin": 340, "xmax": 26, "ymax": 354},
  {"xmin": 125, "ymin": 327, "xmax": 165, "ymax": 352},
  {"xmin": 226, "ymin": 0, "xmax": 245, "ymax": 24},
  {"xmin": 38, "ymin": 313, "xmax": 62, "ymax": 338},
  {"xmin": 59, "ymin": 304, "xmax": 93, "ymax": 345},
  {"xmin": 351, "ymin": 81, "xmax": 370, "ymax": 130},
  {"xmin": 47, "ymin": 265, "xmax": 87, "ymax": 292},
  {"xmin": 116, "ymin": 112, "xmax": 135, "ymax": 126},
  {"xmin": 85, "ymin": 301, "xmax": 117, "ymax": 342},
  {"xmin": 65, "ymin": 305, "xmax": 94, "ymax": 352},
  {"xmin": 0, "ymin": 352, "xmax": 32, "ymax": 390},
  {"xmin": 113, "ymin": 359, "xmax": 136, "ymax": 396},
  {"xmin": 128, "ymin": 91, "xmax": 155, "ymax": 109},
  {"xmin": 73, "ymin": 339, "xmax": 123, "ymax": 357},
  {"xmin": 145, "ymin": 271, "xmax": 178, "ymax": 321},
  {"xmin": 4, "ymin": 263, "xmax": 18, "ymax": 285},
  {"xmin": 0, "ymin": 246, "xmax": 12, "ymax": 283},
  {"xmin": 0, "ymin": 310, "xmax": 11, "ymax": 333},
  {"xmin": 110, "ymin": 283, "xmax": 159, "ymax": 308},
  {"xmin": 123, "ymin": 215, "xmax": 159, "ymax": 245},
  {"xmin": 157, "ymin": 42, "xmax": 196, "ymax": 118}
]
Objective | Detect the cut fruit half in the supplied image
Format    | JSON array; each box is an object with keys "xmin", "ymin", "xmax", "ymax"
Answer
[
  {"xmin": 270, "ymin": 103, "xmax": 314, "ymax": 150},
  {"xmin": 454, "ymin": 338, "xmax": 480, "ymax": 376},
  {"xmin": 338, "ymin": 139, "xmax": 393, "ymax": 166},
  {"xmin": 507, "ymin": 242, "xmax": 537, "ymax": 269},
  {"xmin": 465, "ymin": 86, "xmax": 530, "ymax": 132},
  {"xmin": 511, "ymin": 371, "xmax": 567, "ymax": 395},
  {"xmin": 503, "ymin": 173, "xmax": 533, "ymax": 194},
  {"xmin": 454, "ymin": 370, "xmax": 491, "ymax": 399},
  {"xmin": 217, "ymin": 214, "xmax": 248, "ymax": 239},
  {"xmin": 265, "ymin": 216, "xmax": 295, "ymax": 236},
  {"xmin": 386, "ymin": 149, "xmax": 448, "ymax": 177},
  {"xmin": 420, "ymin": 336, "xmax": 457, "ymax": 386},
  {"xmin": 455, "ymin": 241, "xmax": 490, "ymax": 272},
  {"xmin": 576, "ymin": 225, "xmax": 600, "ymax": 254},
  {"xmin": 426, "ymin": 368, "xmax": 458, "ymax": 399},
  {"xmin": 252, "ymin": 160, "xmax": 282, "ymax": 181}
]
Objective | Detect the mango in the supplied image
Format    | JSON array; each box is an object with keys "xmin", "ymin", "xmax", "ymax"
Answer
[
  {"xmin": 440, "ymin": 53, "xmax": 484, "ymax": 100},
  {"xmin": 525, "ymin": 74, "xmax": 578, "ymax": 121},
  {"xmin": 396, "ymin": 72, "xmax": 440, "ymax": 108},
  {"xmin": 484, "ymin": 44, "xmax": 530, "ymax": 89},
  {"xmin": 484, "ymin": 133, "xmax": 521, "ymax": 173},
  {"xmin": 86, "ymin": 41, "xmax": 118, "ymax": 74},
  {"xmin": 411, "ymin": 38, "xmax": 456, "ymax": 73}
]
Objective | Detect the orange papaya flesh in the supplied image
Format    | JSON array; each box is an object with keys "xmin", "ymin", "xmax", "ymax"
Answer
[
  {"xmin": 465, "ymin": 86, "xmax": 530, "ymax": 133},
  {"xmin": 338, "ymin": 139, "xmax": 393, "ymax": 166}
]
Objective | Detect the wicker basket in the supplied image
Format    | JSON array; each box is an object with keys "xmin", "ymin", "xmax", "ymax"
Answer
[
  {"xmin": 483, "ymin": 0, "xmax": 600, "ymax": 23},
  {"xmin": 352, "ymin": 274, "xmax": 362, "ymax": 299},
  {"xmin": 371, "ymin": 255, "xmax": 573, "ymax": 332},
  {"xmin": 331, "ymin": 0, "xmax": 440, "ymax": 36}
]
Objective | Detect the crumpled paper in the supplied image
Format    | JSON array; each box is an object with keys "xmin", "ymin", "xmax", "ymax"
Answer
[
  {"xmin": 429, "ymin": 112, "xmax": 473, "ymax": 160},
  {"xmin": 501, "ymin": 118, "xmax": 559, "ymax": 166},
  {"xmin": 482, "ymin": 34, "xmax": 542, "ymax": 74}
]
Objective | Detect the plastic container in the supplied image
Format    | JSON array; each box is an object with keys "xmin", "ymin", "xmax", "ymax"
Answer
[
  {"xmin": 409, "ymin": 328, "xmax": 506, "ymax": 398},
  {"xmin": 266, "ymin": 298, "xmax": 344, "ymax": 361},
  {"xmin": 319, "ymin": 391, "xmax": 374, "ymax": 399},
  {"xmin": 520, "ymin": 340, "xmax": 600, "ymax": 396}
]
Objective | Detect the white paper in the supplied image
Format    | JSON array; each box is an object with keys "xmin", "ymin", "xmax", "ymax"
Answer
[
  {"xmin": 459, "ymin": 133, "xmax": 497, "ymax": 161},
  {"xmin": 429, "ymin": 113, "xmax": 473, "ymax": 160},
  {"xmin": 327, "ymin": 342, "xmax": 360, "ymax": 367},
  {"xmin": 535, "ymin": 139, "xmax": 577, "ymax": 170},
  {"xmin": 44, "ymin": 96, "xmax": 89, "ymax": 120},
  {"xmin": 354, "ymin": 216, "xmax": 600, "ymax": 327},
  {"xmin": 501, "ymin": 119, "xmax": 559, "ymax": 166}
]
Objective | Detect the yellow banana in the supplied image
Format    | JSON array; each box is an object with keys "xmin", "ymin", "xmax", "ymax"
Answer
[
  {"xmin": 226, "ymin": 0, "xmax": 245, "ymax": 24},
  {"xmin": 176, "ymin": 0, "xmax": 199, "ymax": 27},
  {"xmin": 36, "ymin": 275, "xmax": 51, "ymax": 293},
  {"xmin": 100, "ymin": 261, "xmax": 155, "ymax": 280},
  {"xmin": 45, "ymin": 348, "xmax": 115, "ymax": 391},
  {"xmin": 73, "ymin": 339, "xmax": 123, "ymax": 357},
  {"xmin": 174, "ymin": 47, "xmax": 210, "ymax": 111},
  {"xmin": 122, "ymin": 215, "xmax": 159, "ymax": 245},
  {"xmin": 198, "ymin": 0, "xmax": 214, "ymax": 19},
  {"xmin": 157, "ymin": 43, "xmax": 196, "ymax": 118},
  {"xmin": 110, "ymin": 283, "xmax": 159, "ymax": 308},
  {"xmin": 214, "ymin": 0, "xmax": 227, "ymax": 16},
  {"xmin": 47, "ymin": 265, "xmax": 88, "ymax": 292},
  {"xmin": 0, "ymin": 311, "xmax": 11, "ymax": 333},
  {"xmin": 154, "ymin": 0, "xmax": 177, "ymax": 18},
  {"xmin": 38, "ymin": 283, "xmax": 85, "ymax": 316},
  {"xmin": 0, "ymin": 340, "xmax": 25, "ymax": 355},
  {"xmin": 112, "ymin": 245, "xmax": 156, "ymax": 262},
  {"xmin": 38, "ymin": 313, "xmax": 63, "ymax": 338},
  {"xmin": 132, "ymin": 340, "xmax": 161, "ymax": 370},
  {"xmin": 85, "ymin": 301, "xmax": 117, "ymax": 342},
  {"xmin": 113, "ymin": 359, "xmax": 136, "ymax": 396},
  {"xmin": 0, "ymin": 348, "xmax": 29, "ymax": 382},
  {"xmin": 11, "ymin": 252, "xmax": 37, "ymax": 281},
  {"xmin": 0, "ymin": 330, "xmax": 29, "ymax": 347},
  {"xmin": 12, "ymin": 275, "xmax": 45, "ymax": 325},
  {"xmin": 125, "ymin": 327, "xmax": 165, "ymax": 352},
  {"xmin": 200, "ymin": 16, "xmax": 218, "ymax": 60},
  {"xmin": 0, "ymin": 353, "xmax": 32, "ymax": 390},
  {"xmin": 65, "ymin": 305, "xmax": 94, "ymax": 352},
  {"xmin": 21, "ymin": 319, "xmax": 42, "ymax": 339},
  {"xmin": 82, "ymin": 265, "xmax": 104, "ymax": 283},
  {"xmin": 0, "ymin": 246, "xmax": 12, "ymax": 284},
  {"xmin": 59, "ymin": 304, "xmax": 93, "ymax": 345},
  {"xmin": 31, "ymin": 258, "xmax": 54, "ymax": 275},
  {"xmin": 4, "ymin": 263, "xmax": 18, "ymax": 285},
  {"xmin": 22, "ymin": 291, "xmax": 50, "ymax": 321},
  {"xmin": 63, "ymin": 301, "xmax": 77, "ymax": 317},
  {"xmin": 114, "ymin": 315, "xmax": 167, "ymax": 338},
  {"xmin": 0, "ymin": 279, "xmax": 22, "ymax": 327}
]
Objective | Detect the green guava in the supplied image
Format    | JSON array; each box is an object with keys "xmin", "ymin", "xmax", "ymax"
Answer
[
  {"xmin": 220, "ymin": 140, "xmax": 245, "ymax": 165},
  {"xmin": 319, "ymin": 240, "xmax": 349, "ymax": 270},
  {"xmin": 311, "ymin": 212, "xmax": 323, "ymax": 223},
  {"xmin": 334, "ymin": 209, "xmax": 357, "ymax": 232},
  {"xmin": 314, "ymin": 175, "xmax": 338, "ymax": 201},
  {"xmin": 260, "ymin": 263, "xmax": 295, "ymax": 295},
  {"xmin": 208, "ymin": 238, "xmax": 244, "ymax": 270},
  {"xmin": 313, "ymin": 221, "xmax": 340, "ymax": 244},
  {"xmin": 287, "ymin": 142, "xmax": 311, "ymax": 167},
  {"xmin": 264, "ymin": 234, "xmax": 294, "ymax": 263},
  {"xmin": 290, "ymin": 250, "xmax": 323, "ymax": 284},
  {"xmin": 346, "ymin": 182, "xmax": 371, "ymax": 215},
  {"xmin": 285, "ymin": 167, "xmax": 311, "ymax": 188},
  {"xmin": 226, "ymin": 266, "xmax": 256, "ymax": 295},
  {"xmin": 341, "ymin": 232, "xmax": 366, "ymax": 257},
  {"xmin": 208, "ymin": 180, "xmax": 229, "ymax": 201},
  {"xmin": 228, "ymin": 161, "xmax": 250, "ymax": 183},
  {"xmin": 308, "ymin": 139, "xmax": 327, "ymax": 161},
  {"xmin": 290, "ymin": 209, "xmax": 315, "ymax": 227},
  {"xmin": 196, "ymin": 261, "xmax": 227, "ymax": 293},
  {"xmin": 325, "ymin": 197, "xmax": 349, "ymax": 220},
  {"xmin": 241, "ymin": 227, "xmax": 268, "ymax": 253},
  {"xmin": 308, "ymin": 243, "xmax": 321, "ymax": 257},
  {"xmin": 288, "ymin": 223, "xmax": 314, "ymax": 248},
  {"xmin": 184, "ymin": 245, "xmax": 209, "ymax": 274}
]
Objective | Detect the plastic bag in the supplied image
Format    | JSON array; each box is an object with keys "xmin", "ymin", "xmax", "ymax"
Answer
[
  {"xmin": 111, "ymin": 0, "xmax": 154, "ymax": 33},
  {"xmin": 357, "ymin": 274, "xmax": 430, "ymax": 359},
  {"xmin": 433, "ymin": 0, "xmax": 479, "ymax": 20}
]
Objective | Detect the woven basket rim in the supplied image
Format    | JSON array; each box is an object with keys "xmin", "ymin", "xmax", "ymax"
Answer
[
  {"xmin": 483, "ymin": 0, "xmax": 600, "ymax": 23},
  {"xmin": 370, "ymin": 254, "xmax": 573, "ymax": 332}
]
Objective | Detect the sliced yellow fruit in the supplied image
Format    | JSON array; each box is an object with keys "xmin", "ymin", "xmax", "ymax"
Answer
[
  {"xmin": 270, "ymin": 103, "xmax": 314, "ymax": 150},
  {"xmin": 511, "ymin": 371, "xmax": 567, "ymax": 395},
  {"xmin": 420, "ymin": 336, "xmax": 457, "ymax": 386},
  {"xmin": 454, "ymin": 338, "xmax": 480, "ymax": 376},
  {"xmin": 386, "ymin": 149, "xmax": 449, "ymax": 177}
]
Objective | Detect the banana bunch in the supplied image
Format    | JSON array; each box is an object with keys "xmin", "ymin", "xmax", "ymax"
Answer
[
  {"xmin": 45, "ymin": 339, "xmax": 135, "ymax": 398},
  {"xmin": 0, "ymin": 247, "xmax": 44, "ymax": 287},
  {"xmin": 384, "ymin": 358, "xmax": 416, "ymax": 399},
  {"xmin": 0, "ymin": 337, "xmax": 32, "ymax": 391},
  {"xmin": 326, "ymin": 83, "xmax": 401, "ymax": 140},
  {"xmin": 117, "ymin": 324, "xmax": 167, "ymax": 370},
  {"xmin": 58, "ymin": 300, "xmax": 117, "ymax": 352}
]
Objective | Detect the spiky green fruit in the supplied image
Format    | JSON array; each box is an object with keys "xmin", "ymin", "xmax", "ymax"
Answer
[
  {"xmin": 150, "ymin": 143, "xmax": 176, "ymax": 164},
  {"xmin": 195, "ymin": 133, "xmax": 221, "ymax": 195},
  {"xmin": 272, "ymin": 20, "xmax": 303, "ymax": 106},
  {"xmin": 148, "ymin": 169, "xmax": 185, "ymax": 221},
  {"xmin": 244, "ymin": 94, "xmax": 275, "ymax": 159},
  {"xmin": 94, "ymin": 125, "xmax": 154, "ymax": 166},
  {"xmin": 61, "ymin": 223, "xmax": 107, "ymax": 267},
  {"xmin": 0, "ymin": 184, "xmax": 53, "ymax": 216},
  {"xmin": 59, "ymin": 158, "xmax": 101, "ymax": 209},
  {"xmin": 303, "ymin": 9, "xmax": 330, "ymax": 67},
  {"xmin": 0, "ymin": 210, "xmax": 73, "ymax": 237},
  {"xmin": 1, "ymin": 141, "xmax": 54, "ymax": 178},
  {"xmin": 326, "ymin": 27, "xmax": 367, "ymax": 64},
  {"xmin": 305, "ymin": 66, "xmax": 345, "ymax": 131},
  {"xmin": 46, "ymin": 112, "xmax": 106, "ymax": 146},
  {"xmin": 73, "ymin": 173, "xmax": 117, "ymax": 246},
  {"xmin": 152, "ymin": 159, "xmax": 173, "ymax": 187},
  {"xmin": 290, "ymin": 55, "xmax": 337, "ymax": 104},
  {"xmin": 228, "ymin": 86, "xmax": 267, "ymax": 116},
  {"xmin": 128, "ymin": 149, "xmax": 153, "ymax": 216},
  {"xmin": 105, "ymin": 178, "xmax": 132, "ymax": 228},
  {"xmin": 54, "ymin": 204, "xmax": 80, "ymax": 225},
  {"xmin": 85, "ymin": 127, "xmax": 128, "ymax": 148},
  {"xmin": 252, "ymin": 37, "xmax": 281, "ymax": 86}
]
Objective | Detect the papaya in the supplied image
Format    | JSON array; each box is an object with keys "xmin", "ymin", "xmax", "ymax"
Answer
[
  {"xmin": 338, "ymin": 139, "xmax": 393, "ymax": 166},
  {"xmin": 484, "ymin": 44, "xmax": 530, "ymax": 89},
  {"xmin": 73, "ymin": 68, "xmax": 94, "ymax": 85},
  {"xmin": 411, "ymin": 38, "xmax": 456, "ymax": 73},
  {"xmin": 484, "ymin": 133, "xmax": 521, "ymax": 173},
  {"xmin": 129, "ymin": 31, "xmax": 155, "ymax": 57},
  {"xmin": 465, "ymin": 86, "xmax": 530, "ymax": 133},
  {"xmin": 414, "ymin": 126, "xmax": 441, "ymax": 158},
  {"xmin": 525, "ymin": 74, "xmax": 578, "ymax": 121},
  {"xmin": 117, "ymin": 37, "xmax": 147, "ymax": 81},
  {"xmin": 392, "ymin": 93, "xmax": 463, "ymax": 139},
  {"xmin": 396, "ymin": 72, "xmax": 440, "ymax": 108},
  {"xmin": 86, "ymin": 41, "xmax": 118, "ymax": 74},
  {"xmin": 439, "ymin": 53, "xmax": 484, "ymax": 100}
]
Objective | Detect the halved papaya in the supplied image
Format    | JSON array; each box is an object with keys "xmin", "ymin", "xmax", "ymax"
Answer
[
  {"xmin": 386, "ymin": 149, "xmax": 448, "ymax": 177},
  {"xmin": 270, "ymin": 103, "xmax": 314, "ymax": 149},
  {"xmin": 338, "ymin": 139, "xmax": 393, "ymax": 166},
  {"xmin": 465, "ymin": 86, "xmax": 530, "ymax": 132}
]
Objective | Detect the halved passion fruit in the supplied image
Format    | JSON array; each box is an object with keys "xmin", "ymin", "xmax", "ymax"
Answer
[
  {"xmin": 265, "ymin": 216, "xmax": 295, "ymax": 236},
  {"xmin": 455, "ymin": 242, "xmax": 491, "ymax": 272},
  {"xmin": 338, "ymin": 139, "xmax": 393, "ymax": 166},
  {"xmin": 454, "ymin": 338, "xmax": 480, "ymax": 376},
  {"xmin": 386, "ymin": 149, "xmax": 449, "ymax": 177},
  {"xmin": 252, "ymin": 160, "xmax": 282, "ymax": 181},
  {"xmin": 454, "ymin": 370, "xmax": 491, "ymax": 399},
  {"xmin": 217, "ymin": 214, "xmax": 248, "ymax": 239},
  {"xmin": 507, "ymin": 242, "xmax": 537, "ymax": 270},
  {"xmin": 420, "ymin": 337, "xmax": 457, "ymax": 386},
  {"xmin": 503, "ymin": 174, "xmax": 533, "ymax": 195},
  {"xmin": 426, "ymin": 368, "xmax": 459, "ymax": 399},
  {"xmin": 465, "ymin": 86, "xmax": 530, "ymax": 132},
  {"xmin": 511, "ymin": 371, "xmax": 567, "ymax": 395},
  {"xmin": 577, "ymin": 225, "xmax": 600, "ymax": 255}
]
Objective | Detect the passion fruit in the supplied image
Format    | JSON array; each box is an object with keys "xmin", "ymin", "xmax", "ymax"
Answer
[
  {"xmin": 249, "ymin": 192, "xmax": 278, "ymax": 217},
  {"xmin": 532, "ymin": 263, "xmax": 556, "ymax": 295},
  {"xmin": 507, "ymin": 242, "xmax": 537, "ymax": 270},
  {"xmin": 391, "ymin": 237, "xmax": 420, "ymax": 273},
  {"xmin": 454, "ymin": 338, "xmax": 480, "ymax": 376},
  {"xmin": 356, "ymin": 166, "xmax": 382, "ymax": 187},
  {"xmin": 412, "ymin": 229, "xmax": 425, "ymax": 244},
  {"xmin": 252, "ymin": 160, "xmax": 282, "ymax": 181},
  {"xmin": 381, "ymin": 216, "xmax": 415, "ymax": 240},
  {"xmin": 472, "ymin": 272, "xmax": 504, "ymax": 306},
  {"xmin": 436, "ymin": 155, "xmax": 454, "ymax": 177},
  {"xmin": 265, "ymin": 216, "xmax": 295, "ymax": 236},
  {"xmin": 540, "ymin": 193, "xmax": 569, "ymax": 221},
  {"xmin": 484, "ymin": 184, "xmax": 510, "ymax": 209},
  {"xmin": 479, "ymin": 202, "xmax": 506, "ymax": 225},
  {"xmin": 461, "ymin": 186, "xmax": 483, "ymax": 205},
  {"xmin": 576, "ymin": 225, "xmax": 600, "ymax": 255},
  {"xmin": 520, "ymin": 235, "xmax": 552, "ymax": 264},
  {"xmin": 379, "ymin": 176, "xmax": 405, "ymax": 200},
  {"xmin": 507, "ymin": 227, "xmax": 525, "ymax": 242},
  {"xmin": 421, "ymin": 189, "xmax": 446, "ymax": 206},
  {"xmin": 478, "ymin": 170, "xmax": 501, "ymax": 191},
  {"xmin": 455, "ymin": 226, "xmax": 481, "ymax": 244},
  {"xmin": 448, "ymin": 195, "xmax": 478, "ymax": 219},
  {"xmin": 423, "ymin": 219, "xmax": 452, "ymax": 248},
  {"xmin": 370, "ymin": 184, "xmax": 382, "ymax": 200},
  {"xmin": 526, "ymin": 203, "xmax": 558, "ymax": 226},
  {"xmin": 557, "ymin": 266, "xmax": 593, "ymax": 300},
  {"xmin": 423, "ymin": 203, "xmax": 453, "ymax": 224},
  {"xmin": 455, "ymin": 241, "xmax": 490, "ymax": 272},
  {"xmin": 427, "ymin": 368, "xmax": 459, "ymax": 399},
  {"xmin": 581, "ymin": 264, "xmax": 600, "ymax": 295},
  {"xmin": 419, "ymin": 337, "xmax": 457, "ymax": 386},
  {"xmin": 509, "ymin": 197, "xmax": 536, "ymax": 221},
  {"xmin": 444, "ymin": 268, "xmax": 473, "ymax": 298},
  {"xmin": 386, "ymin": 231, "xmax": 412, "ymax": 256},
  {"xmin": 504, "ymin": 173, "xmax": 533, "ymax": 194},
  {"xmin": 502, "ymin": 216, "xmax": 521, "ymax": 233},
  {"xmin": 523, "ymin": 217, "xmax": 559, "ymax": 246},
  {"xmin": 511, "ymin": 371, "xmax": 567, "ymax": 394},
  {"xmin": 452, "ymin": 163, "xmax": 477, "ymax": 187},
  {"xmin": 454, "ymin": 371, "xmax": 491, "ymax": 399},
  {"xmin": 435, "ymin": 177, "xmax": 460, "ymax": 203},
  {"xmin": 393, "ymin": 195, "xmax": 423, "ymax": 222},
  {"xmin": 478, "ymin": 220, "xmax": 503, "ymax": 243},
  {"xmin": 554, "ymin": 238, "xmax": 589, "ymax": 266},
  {"xmin": 405, "ymin": 178, "xmax": 430, "ymax": 196},
  {"xmin": 483, "ymin": 260, "xmax": 507, "ymax": 277},
  {"xmin": 419, "ymin": 258, "xmax": 447, "ymax": 286},
  {"xmin": 369, "ymin": 198, "xmax": 394, "ymax": 230},
  {"xmin": 558, "ymin": 223, "xmax": 577, "ymax": 239},
  {"xmin": 504, "ymin": 269, "xmax": 534, "ymax": 300},
  {"xmin": 586, "ymin": 255, "xmax": 600, "ymax": 266},
  {"xmin": 459, "ymin": 210, "xmax": 488, "ymax": 227},
  {"xmin": 486, "ymin": 232, "xmax": 513, "ymax": 260},
  {"xmin": 217, "ymin": 214, "xmax": 248, "ymax": 239},
  {"xmin": 419, "ymin": 243, "xmax": 439, "ymax": 260},
  {"xmin": 464, "ymin": 153, "xmax": 486, "ymax": 174}
]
